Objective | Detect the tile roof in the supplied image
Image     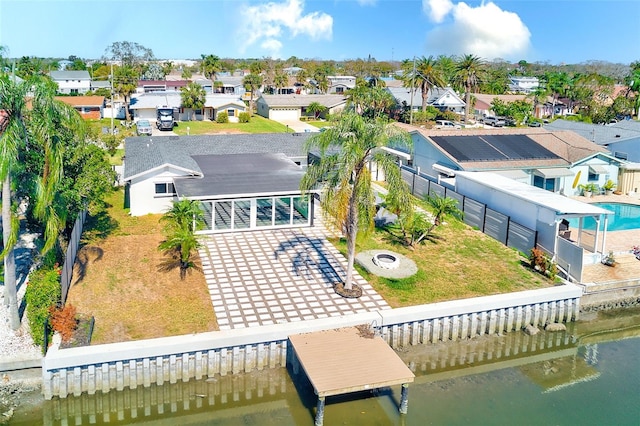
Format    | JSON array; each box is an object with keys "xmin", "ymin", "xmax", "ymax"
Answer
[
  {"xmin": 124, "ymin": 133, "xmax": 311, "ymax": 181},
  {"xmin": 55, "ymin": 96, "xmax": 105, "ymax": 107}
]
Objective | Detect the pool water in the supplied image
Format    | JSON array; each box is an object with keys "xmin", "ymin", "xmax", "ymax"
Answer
[{"xmin": 568, "ymin": 202, "xmax": 640, "ymax": 231}]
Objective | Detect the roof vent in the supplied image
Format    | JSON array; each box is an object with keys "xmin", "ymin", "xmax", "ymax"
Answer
[{"xmin": 615, "ymin": 134, "xmax": 621, "ymax": 138}]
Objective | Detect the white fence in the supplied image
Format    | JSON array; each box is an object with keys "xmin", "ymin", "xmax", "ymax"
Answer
[{"xmin": 42, "ymin": 284, "xmax": 582, "ymax": 399}]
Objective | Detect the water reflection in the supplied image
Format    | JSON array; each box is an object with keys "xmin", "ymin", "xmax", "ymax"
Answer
[{"xmin": 12, "ymin": 308, "xmax": 640, "ymax": 425}]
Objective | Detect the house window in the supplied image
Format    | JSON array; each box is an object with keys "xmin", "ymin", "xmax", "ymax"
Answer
[
  {"xmin": 335, "ymin": 87, "xmax": 344, "ymax": 93},
  {"xmin": 155, "ymin": 182, "xmax": 175, "ymax": 196},
  {"xmin": 533, "ymin": 175, "xmax": 556, "ymax": 192},
  {"xmin": 195, "ymin": 109, "xmax": 202, "ymax": 115},
  {"xmin": 71, "ymin": 89, "xmax": 78, "ymax": 94},
  {"xmin": 587, "ymin": 171, "xmax": 598, "ymax": 181},
  {"xmin": 227, "ymin": 108, "xmax": 235, "ymax": 116}
]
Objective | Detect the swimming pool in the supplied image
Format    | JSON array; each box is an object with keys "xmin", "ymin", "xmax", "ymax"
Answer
[{"xmin": 567, "ymin": 202, "xmax": 640, "ymax": 231}]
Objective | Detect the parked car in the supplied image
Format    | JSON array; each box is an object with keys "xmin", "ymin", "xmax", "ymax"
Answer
[
  {"xmin": 483, "ymin": 116, "xmax": 505, "ymax": 127},
  {"xmin": 528, "ymin": 120, "xmax": 542, "ymax": 127},
  {"xmin": 136, "ymin": 119, "xmax": 152, "ymax": 136},
  {"xmin": 435, "ymin": 120, "xmax": 462, "ymax": 129}
]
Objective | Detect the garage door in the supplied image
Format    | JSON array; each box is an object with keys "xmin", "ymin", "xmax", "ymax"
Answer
[{"xmin": 269, "ymin": 108, "xmax": 300, "ymax": 121}]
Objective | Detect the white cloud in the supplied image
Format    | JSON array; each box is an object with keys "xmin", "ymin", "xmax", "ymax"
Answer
[
  {"xmin": 239, "ymin": 0, "xmax": 333, "ymax": 57},
  {"xmin": 421, "ymin": 0, "xmax": 531, "ymax": 60},
  {"xmin": 356, "ymin": 0, "xmax": 377, "ymax": 5},
  {"xmin": 424, "ymin": 0, "xmax": 453, "ymax": 23}
]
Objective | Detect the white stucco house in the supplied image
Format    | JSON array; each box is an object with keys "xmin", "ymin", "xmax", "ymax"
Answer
[
  {"xmin": 386, "ymin": 86, "xmax": 465, "ymax": 114},
  {"xmin": 123, "ymin": 133, "xmax": 315, "ymax": 233},
  {"xmin": 49, "ymin": 70, "xmax": 91, "ymax": 95},
  {"xmin": 256, "ymin": 94, "xmax": 347, "ymax": 121}
]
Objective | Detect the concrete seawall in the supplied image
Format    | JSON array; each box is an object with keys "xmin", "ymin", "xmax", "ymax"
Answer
[{"xmin": 42, "ymin": 284, "xmax": 582, "ymax": 399}]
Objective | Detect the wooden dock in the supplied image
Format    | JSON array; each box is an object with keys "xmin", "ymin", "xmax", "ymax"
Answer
[{"xmin": 289, "ymin": 326, "xmax": 415, "ymax": 425}]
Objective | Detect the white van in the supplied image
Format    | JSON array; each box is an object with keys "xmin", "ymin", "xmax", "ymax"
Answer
[{"xmin": 435, "ymin": 120, "xmax": 462, "ymax": 129}]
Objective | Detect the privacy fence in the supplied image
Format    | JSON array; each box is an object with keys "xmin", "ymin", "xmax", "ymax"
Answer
[
  {"xmin": 400, "ymin": 166, "xmax": 537, "ymax": 256},
  {"xmin": 60, "ymin": 210, "xmax": 87, "ymax": 305}
]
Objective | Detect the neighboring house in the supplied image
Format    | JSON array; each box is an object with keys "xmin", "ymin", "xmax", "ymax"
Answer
[
  {"xmin": 395, "ymin": 124, "xmax": 625, "ymax": 195},
  {"xmin": 508, "ymin": 76, "xmax": 539, "ymax": 94},
  {"xmin": 473, "ymin": 94, "xmax": 529, "ymax": 119},
  {"xmin": 129, "ymin": 91, "xmax": 246, "ymax": 122},
  {"xmin": 136, "ymin": 80, "xmax": 188, "ymax": 94},
  {"xmin": 90, "ymin": 80, "xmax": 111, "ymax": 93},
  {"xmin": 546, "ymin": 119, "xmax": 640, "ymax": 162},
  {"xmin": 212, "ymin": 76, "xmax": 247, "ymax": 96},
  {"xmin": 49, "ymin": 70, "xmax": 91, "ymax": 94},
  {"xmin": 327, "ymin": 76, "xmax": 356, "ymax": 94},
  {"xmin": 256, "ymin": 94, "xmax": 347, "ymax": 120},
  {"xmin": 123, "ymin": 134, "xmax": 314, "ymax": 233},
  {"xmin": 386, "ymin": 86, "xmax": 466, "ymax": 113},
  {"xmin": 55, "ymin": 96, "xmax": 104, "ymax": 119}
]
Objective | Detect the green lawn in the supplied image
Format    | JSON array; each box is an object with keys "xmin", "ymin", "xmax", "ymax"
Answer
[
  {"xmin": 172, "ymin": 116, "xmax": 289, "ymax": 135},
  {"xmin": 330, "ymin": 218, "xmax": 550, "ymax": 307}
]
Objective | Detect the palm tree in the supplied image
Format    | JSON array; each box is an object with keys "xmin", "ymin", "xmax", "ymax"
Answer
[
  {"xmin": 402, "ymin": 56, "xmax": 445, "ymax": 112},
  {"xmin": 158, "ymin": 199, "xmax": 205, "ymax": 279},
  {"xmin": 200, "ymin": 54, "xmax": 221, "ymax": 81},
  {"xmin": 242, "ymin": 73, "xmax": 263, "ymax": 115},
  {"xmin": 0, "ymin": 75, "xmax": 84, "ymax": 330},
  {"xmin": 425, "ymin": 193, "xmax": 463, "ymax": 231},
  {"xmin": 455, "ymin": 54, "xmax": 486, "ymax": 123},
  {"xmin": 0, "ymin": 76, "xmax": 26, "ymax": 330},
  {"xmin": 300, "ymin": 112, "xmax": 412, "ymax": 294},
  {"xmin": 180, "ymin": 82, "xmax": 206, "ymax": 121},
  {"xmin": 306, "ymin": 101, "xmax": 326, "ymax": 119}
]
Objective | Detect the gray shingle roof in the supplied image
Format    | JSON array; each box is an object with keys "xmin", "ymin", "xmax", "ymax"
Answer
[
  {"xmin": 124, "ymin": 133, "xmax": 311, "ymax": 180},
  {"xmin": 173, "ymin": 152, "xmax": 304, "ymax": 199},
  {"xmin": 545, "ymin": 119, "xmax": 640, "ymax": 145},
  {"xmin": 49, "ymin": 70, "xmax": 91, "ymax": 80},
  {"xmin": 259, "ymin": 94, "xmax": 347, "ymax": 108}
]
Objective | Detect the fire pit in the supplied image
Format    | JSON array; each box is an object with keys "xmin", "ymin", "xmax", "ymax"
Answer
[{"xmin": 372, "ymin": 252, "xmax": 400, "ymax": 270}]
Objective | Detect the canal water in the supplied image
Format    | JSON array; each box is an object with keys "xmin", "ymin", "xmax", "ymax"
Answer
[{"xmin": 9, "ymin": 307, "xmax": 640, "ymax": 425}]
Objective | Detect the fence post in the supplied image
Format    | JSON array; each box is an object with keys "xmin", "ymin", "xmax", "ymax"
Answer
[{"xmin": 43, "ymin": 317, "xmax": 50, "ymax": 356}]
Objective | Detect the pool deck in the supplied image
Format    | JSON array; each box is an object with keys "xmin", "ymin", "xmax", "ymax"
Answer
[{"xmin": 570, "ymin": 193, "xmax": 640, "ymax": 285}]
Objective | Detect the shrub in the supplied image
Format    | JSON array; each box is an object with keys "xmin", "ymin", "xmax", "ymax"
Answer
[
  {"xmin": 25, "ymin": 265, "xmax": 62, "ymax": 346},
  {"xmin": 216, "ymin": 111, "xmax": 229, "ymax": 123},
  {"xmin": 435, "ymin": 110, "xmax": 460, "ymax": 122},
  {"xmin": 238, "ymin": 112, "xmax": 250, "ymax": 123},
  {"xmin": 529, "ymin": 248, "xmax": 557, "ymax": 280},
  {"xmin": 49, "ymin": 304, "xmax": 78, "ymax": 343}
]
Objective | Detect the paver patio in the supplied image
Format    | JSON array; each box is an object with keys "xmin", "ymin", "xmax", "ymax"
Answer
[{"xmin": 198, "ymin": 225, "xmax": 390, "ymax": 330}]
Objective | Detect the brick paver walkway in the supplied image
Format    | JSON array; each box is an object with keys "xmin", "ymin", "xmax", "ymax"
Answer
[{"xmin": 199, "ymin": 226, "xmax": 390, "ymax": 330}]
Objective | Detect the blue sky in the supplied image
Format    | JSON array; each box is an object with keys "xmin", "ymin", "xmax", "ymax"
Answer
[{"xmin": 1, "ymin": 0, "xmax": 638, "ymax": 65}]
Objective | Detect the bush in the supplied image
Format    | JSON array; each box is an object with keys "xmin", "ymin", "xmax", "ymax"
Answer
[
  {"xmin": 436, "ymin": 110, "xmax": 460, "ymax": 122},
  {"xmin": 25, "ymin": 265, "xmax": 62, "ymax": 346},
  {"xmin": 238, "ymin": 112, "xmax": 250, "ymax": 123},
  {"xmin": 216, "ymin": 111, "xmax": 229, "ymax": 123},
  {"xmin": 529, "ymin": 248, "xmax": 558, "ymax": 280},
  {"xmin": 49, "ymin": 304, "xmax": 78, "ymax": 343}
]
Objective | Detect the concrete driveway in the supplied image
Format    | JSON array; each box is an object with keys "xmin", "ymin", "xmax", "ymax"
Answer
[{"xmin": 277, "ymin": 119, "xmax": 321, "ymax": 133}]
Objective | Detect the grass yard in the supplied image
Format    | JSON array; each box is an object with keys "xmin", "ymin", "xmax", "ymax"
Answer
[
  {"xmin": 332, "ymin": 219, "xmax": 551, "ymax": 308},
  {"xmin": 66, "ymin": 189, "xmax": 218, "ymax": 344},
  {"xmin": 172, "ymin": 116, "xmax": 288, "ymax": 135}
]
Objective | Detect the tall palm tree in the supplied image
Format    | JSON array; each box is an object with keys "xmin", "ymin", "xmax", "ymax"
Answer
[
  {"xmin": 402, "ymin": 56, "xmax": 445, "ymax": 112},
  {"xmin": 243, "ymin": 73, "xmax": 263, "ymax": 115},
  {"xmin": 200, "ymin": 54, "xmax": 221, "ymax": 81},
  {"xmin": 0, "ymin": 75, "xmax": 28, "ymax": 330},
  {"xmin": 1, "ymin": 75, "xmax": 86, "ymax": 330},
  {"xmin": 300, "ymin": 112, "xmax": 412, "ymax": 293},
  {"xmin": 455, "ymin": 54, "xmax": 486, "ymax": 123}
]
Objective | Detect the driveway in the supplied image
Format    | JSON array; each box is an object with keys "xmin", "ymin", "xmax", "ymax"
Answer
[{"xmin": 276, "ymin": 119, "xmax": 321, "ymax": 133}]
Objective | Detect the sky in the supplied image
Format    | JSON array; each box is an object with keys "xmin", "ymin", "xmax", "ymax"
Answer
[{"xmin": 0, "ymin": 0, "xmax": 638, "ymax": 65}]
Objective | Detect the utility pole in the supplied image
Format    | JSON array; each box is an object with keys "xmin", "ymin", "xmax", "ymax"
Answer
[
  {"xmin": 409, "ymin": 57, "xmax": 416, "ymax": 125},
  {"xmin": 110, "ymin": 62, "xmax": 114, "ymax": 134}
]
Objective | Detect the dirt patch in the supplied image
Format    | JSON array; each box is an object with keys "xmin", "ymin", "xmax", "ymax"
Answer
[{"xmin": 67, "ymin": 233, "xmax": 218, "ymax": 344}]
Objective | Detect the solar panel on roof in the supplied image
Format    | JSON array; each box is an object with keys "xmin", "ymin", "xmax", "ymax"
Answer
[{"xmin": 431, "ymin": 135, "xmax": 559, "ymax": 162}]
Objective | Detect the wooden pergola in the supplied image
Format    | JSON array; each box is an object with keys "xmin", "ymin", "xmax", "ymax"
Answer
[{"xmin": 289, "ymin": 327, "xmax": 415, "ymax": 426}]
